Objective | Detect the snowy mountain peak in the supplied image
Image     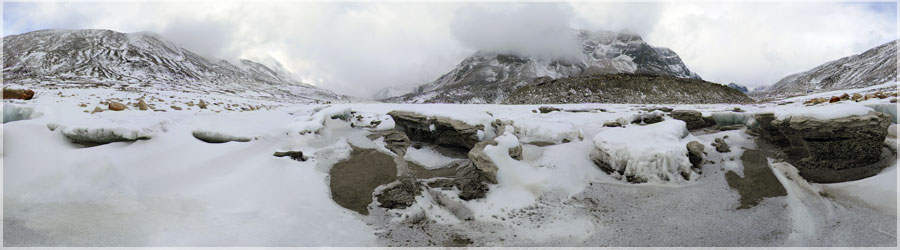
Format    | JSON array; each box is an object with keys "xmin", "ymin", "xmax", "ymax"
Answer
[
  {"xmin": 757, "ymin": 40, "xmax": 897, "ymax": 99},
  {"xmin": 3, "ymin": 29, "xmax": 346, "ymax": 103},
  {"xmin": 381, "ymin": 29, "xmax": 700, "ymax": 103}
]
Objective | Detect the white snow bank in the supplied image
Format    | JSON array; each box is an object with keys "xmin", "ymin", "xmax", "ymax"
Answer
[
  {"xmin": 591, "ymin": 120, "xmax": 696, "ymax": 183},
  {"xmin": 819, "ymin": 164, "xmax": 897, "ymax": 216},
  {"xmin": 773, "ymin": 103, "xmax": 874, "ymax": 120},
  {"xmin": 511, "ymin": 119, "xmax": 582, "ymax": 144},
  {"xmin": 3, "ymin": 103, "xmax": 41, "ymax": 123},
  {"xmin": 3, "ymin": 120, "xmax": 376, "ymax": 246},
  {"xmin": 291, "ymin": 106, "xmax": 351, "ymax": 134},
  {"xmin": 466, "ymin": 132, "xmax": 548, "ymax": 218}
]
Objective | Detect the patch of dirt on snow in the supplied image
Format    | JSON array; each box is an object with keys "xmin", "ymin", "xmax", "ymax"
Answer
[
  {"xmin": 725, "ymin": 149, "xmax": 787, "ymax": 209},
  {"xmin": 329, "ymin": 146, "xmax": 455, "ymax": 215}
]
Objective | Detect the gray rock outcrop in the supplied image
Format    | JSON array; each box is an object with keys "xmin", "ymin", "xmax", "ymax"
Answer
[
  {"xmin": 752, "ymin": 111, "xmax": 892, "ymax": 183},
  {"xmin": 388, "ymin": 110, "xmax": 484, "ymax": 149},
  {"xmin": 670, "ymin": 110, "xmax": 716, "ymax": 130}
]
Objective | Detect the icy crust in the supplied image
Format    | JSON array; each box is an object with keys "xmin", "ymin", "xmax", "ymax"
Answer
[
  {"xmin": 591, "ymin": 120, "xmax": 696, "ymax": 183},
  {"xmin": 49, "ymin": 123, "xmax": 158, "ymax": 145},
  {"xmin": 3, "ymin": 103, "xmax": 41, "ymax": 123},
  {"xmin": 772, "ymin": 103, "xmax": 874, "ymax": 120},
  {"xmin": 291, "ymin": 106, "xmax": 352, "ymax": 134}
]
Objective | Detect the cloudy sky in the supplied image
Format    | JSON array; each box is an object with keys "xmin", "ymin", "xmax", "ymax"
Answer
[{"xmin": 3, "ymin": 1, "xmax": 896, "ymax": 97}]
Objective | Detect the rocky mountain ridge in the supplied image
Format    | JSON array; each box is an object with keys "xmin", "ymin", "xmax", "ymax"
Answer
[
  {"xmin": 381, "ymin": 30, "xmax": 702, "ymax": 103},
  {"xmin": 756, "ymin": 40, "xmax": 897, "ymax": 99},
  {"xmin": 3, "ymin": 29, "xmax": 347, "ymax": 103}
]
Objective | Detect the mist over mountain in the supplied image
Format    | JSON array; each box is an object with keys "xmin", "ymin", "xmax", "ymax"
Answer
[{"xmin": 380, "ymin": 30, "xmax": 701, "ymax": 103}]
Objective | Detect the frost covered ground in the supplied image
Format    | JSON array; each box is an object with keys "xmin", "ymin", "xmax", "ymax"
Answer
[{"xmin": 2, "ymin": 85, "xmax": 897, "ymax": 247}]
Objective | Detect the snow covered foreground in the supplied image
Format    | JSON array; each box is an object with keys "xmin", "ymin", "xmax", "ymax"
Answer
[{"xmin": 2, "ymin": 87, "xmax": 897, "ymax": 247}]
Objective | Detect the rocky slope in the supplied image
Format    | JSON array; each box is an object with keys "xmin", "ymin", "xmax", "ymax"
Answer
[
  {"xmin": 504, "ymin": 74, "xmax": 754, "ymax": 104},
  {"xmin": 3, "ymin": 29, "xmax": 347, "ymax": 103},
  {"xmin": 756, "ymin": 40, "xmax": 897, "ymax": 99},
  {"xmin": 381, "ymin": 30, "xmax": 701, "ymax": 103}
]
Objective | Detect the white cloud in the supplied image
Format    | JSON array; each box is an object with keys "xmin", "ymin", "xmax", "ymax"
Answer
[
  {"xmin": 450, "ymin": 3, "xmax": 581, "ymax": 60},
  {"xmin": 645, "ymin": 2, "xmax": 896, "ymax": 88},
  {"xmin": 2, "ymin": 1, "xmax": 896, "ymax": 96}
]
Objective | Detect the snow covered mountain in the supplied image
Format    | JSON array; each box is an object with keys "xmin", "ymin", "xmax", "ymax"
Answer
[
  {"xmin": 381, "ymin": 30, "xmax": 701, "ymax": 103},
  {"xmin": 756, "ymin": 40, "xmax": 897, "ymax": 99},
  {"xmin": 3, "ymin": 29, "xmax": 347, "ymax": 103}
]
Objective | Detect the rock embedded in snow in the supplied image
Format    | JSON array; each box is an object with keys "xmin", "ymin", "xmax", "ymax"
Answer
[
  {"xmin": 388, "ymin": 110, "xmax": 484, "ymax": 150},
  {"xmin": 591, "ymin": 120, "xmax": 697, "ymax": 183},
  {"xmin": 91, "ymin": 107, "xmax": 103, "ymax": 114},
  {"xmin": 171, "ymin": 105, "xmax": 182, "ymax": 111},
  {"xmin": 452, "ymin": 161, "xmax": 492, "ymax": 200},
  {"xmin": 198, "ymin": 99, "xmax": 208, "ymax": 109},
  {"xmin": 273, "ymin": 151, "xmax": 307, "ymax": 161},
  {"xmin": 108, "ymin": 101, "xmax": 127, "ymax": 111},
  {"xmin": 670, "ymin": 110, "xmax": 715, "ymax": 130},
  {"xmin": 712, "ymin": 137, "xmax": 731, "ymax": 153},
  {"xmin": 631, "ymin": 111, "xmax": 665, "ymax": 125},
  {"xmin": 383, "ymin": 131, "xmax": 411, "ymax": 155},
  {"xmin": 2, "ymin": 88, "xmax": 35, "ymax": 100},
  {"xmin": 603, "ymin": 121, "xmax": 623, "ymax": 127},
  {"xmin": 375, "ymin": 178, "xmax": 421, "ymax": 210},
  {"xmin": 538, "ymin": 106, "xmax": 561, "ymax": 113},
  {"xmin": 686, "ymin": 141, "xmax": 705, "ymax": 168},
  {"xmin": 192, "ymin": 130, "xmax": 251, "ymax": 143},
  {"xmin": 137, "ymin": 100, "xmax": 149, "ymax": 111},
  {"xmin": 753, "ymin": 110, "xmax": 891, "ymax": 183},
  {"xmin": 57, "ymin": 126, "xmax": 152, "ymax": 146},
  {"xmin": 467, "ymin": 138, "xmax": 523, "ymax": 184}
]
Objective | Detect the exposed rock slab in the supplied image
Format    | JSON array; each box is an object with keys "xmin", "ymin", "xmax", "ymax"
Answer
[
  {"xmin": 752, "ymin": 111, "xmax": 891, "ymax": 183},
  {"xmin": 388, "ymin": 111, "xmax": 484, "ymax": 150},
  {"xmin": 670, "ymin": 110, "xmax": 716, "ymax": 130}
]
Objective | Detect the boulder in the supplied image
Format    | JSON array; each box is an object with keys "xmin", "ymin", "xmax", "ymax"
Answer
[
  {"xmin": 828, "ymin": 96, "xmax": 841, "ymax": 103},
  {"xmin": 852, "ymin": 93, "xmax": 863, "ymax": 101},
  {"xmin": 603, "ymin": 121, "xmax": 623, "ymax": 127},
  {"xmin": 108, "ymin": 101, "xmax": 127, "ymax": 111},
  {"xmin": 170, "ymin": 105, "xmax": 182, "ymax": 111},
  {"xmin": 91, "ymin": 107, "xmax": 103, "ymax": 114},
  {"xmin": 839, "ymin": 93, "xmax": 850, "ymax": 101},
  {"xmin": 274, "ymin": 151, "xmax": 307, "ymax": 161},
  {"xmin": 375, "ymin": 178, "xmax": 421, "ymax": 210},
  {"xmin": 670, "ymin": 110, "xmax": 716, "ymax": 130},
  {"xmin": 137, "ymin": 100, "xmax": 150, "ymax": 111},
  {"xmin": 538, "ymin": 106, "xmax": 562, "ymax": 113},
  {"xmin": 369, "ymin": 130, "xmax": 411, "ymax": 155},
  {"xmin": 388, "ymin": 110, "xmax": 484, "ymax": 149},
  {"xmin": 712, "ymin": 137, "xmax": 731, "ymax": 153},
  {"xmin": 686, "ymin": 141, "xmax": 705, "ymax": 168},
  {"xmin": 752, "ymin": 111, "xmax": 891, "ymax": 183},
  {"xmin": 631, "ymin": 111, "xmax": 665, "ymax": 125},
  {"xmin": 198, "ymin": 99, "xmax": 208, "ymax": 109},
  {"xmin": 2, "ymin": 88, "xmax": 35, "ymax": 100}
]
